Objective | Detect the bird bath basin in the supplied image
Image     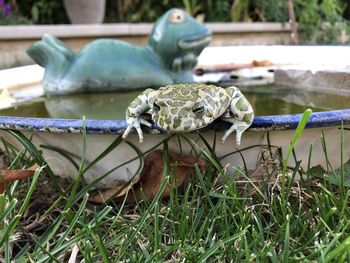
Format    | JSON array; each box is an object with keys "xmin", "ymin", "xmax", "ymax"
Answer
[{"xmin": 0, "ymin": 46, "xmax": 349, "ymax": 188}]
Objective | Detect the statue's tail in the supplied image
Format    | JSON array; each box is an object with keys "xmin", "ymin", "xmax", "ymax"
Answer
[{"xmin": 26, "ymin": 34, "xmax": 74, "ymax": 83}]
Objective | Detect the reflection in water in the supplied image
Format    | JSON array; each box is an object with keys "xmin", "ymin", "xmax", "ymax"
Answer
[
  {"xmin": 44, "ymin": 90, "xmax": 142, "ymax": 120},
  {"xmin": 1, "ymin": 85, "xmax": 348, "ymax": 120}
]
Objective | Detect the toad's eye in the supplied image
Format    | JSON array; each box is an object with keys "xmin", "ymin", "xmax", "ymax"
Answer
[
  {"xmin": 192, "ymin": 101, "xmax": 205, "ymax": 116},
  {"xmin": 153, "ymin": 102, "xmax": 160, "ymax": 112},
  {"xmin": 169, "ymin": 10, "xmax": 186, "ymax": 23}
]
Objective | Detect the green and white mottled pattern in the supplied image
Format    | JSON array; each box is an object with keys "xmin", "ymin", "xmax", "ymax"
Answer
[{"xmin": 122, "ymin": 83, "xmax": 254, "ymax": 144}]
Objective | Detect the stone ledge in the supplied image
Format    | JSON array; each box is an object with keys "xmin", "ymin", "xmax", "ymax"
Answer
[
  {"xmin": 208, "ymin": 22, "xmax": 290, "ymax": 33},
  {"xmin": 274, "ymin": 68, "xmax": 350, "ymax": 94},
  {"xmin": 0, "ymin": 23, "xmax": 293, "ymax": 68},
  {"xmin": 0, "ymin": 22, "xmax": 291, "ymax": 40}
]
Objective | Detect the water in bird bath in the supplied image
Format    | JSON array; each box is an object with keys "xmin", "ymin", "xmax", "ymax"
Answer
[{"xmin": 1, "ymin": 84, "xmax": 349, "ymax": 120}]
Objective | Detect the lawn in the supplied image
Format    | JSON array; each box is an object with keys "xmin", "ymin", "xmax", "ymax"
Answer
[{"xmin": 1, "ymin": 110, "xmax": 350, "ymax": 262}]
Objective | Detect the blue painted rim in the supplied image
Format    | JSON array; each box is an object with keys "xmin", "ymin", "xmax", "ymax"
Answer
[{"xmin": 0, "ymin": 109, "xmax": 349, "ymax": 134}]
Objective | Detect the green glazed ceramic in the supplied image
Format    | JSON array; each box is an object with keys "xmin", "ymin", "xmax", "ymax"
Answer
[{"xmin": 27, "ymin": 9, "xmax": 211, "ymax": 95}]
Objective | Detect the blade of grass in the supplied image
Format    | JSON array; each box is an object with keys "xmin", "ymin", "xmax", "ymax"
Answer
[
  {"xmin": 0, "ymin": 137, "xmax": 20, "ymax": 163},
  {"xmin": 307, "ymin": 143, "xmax": 313, "ymax": 171},
  {"xmin": 0, "ymin": 167, "xmax": 41, "ymax": 247},
  {"xmin": 219, "ymin": 143, "xmax": 282, "ymax": 161},
  {"xmin": 0, "ymin": 197, "xmax": 17, "ymax": 222},
  {"xmin": 197, "ymin": 226, "xmax": 249, "ymax": 262},
  {"xmin": 4, "ymin": 130, "xmax": 55, "ymax": 177},
  {"xmin": 54, "ymin": 193, "xmax": 89, "ymax": 248},
  {"xmin": 83, "ymin": 135, "xmax": 124, "ymax": 173},
  {"xmin": 37, "ymin": 206, "xmax": 112, "ymax": 262},
  {"xmin": 85, "ymin": 227, "xmax": 111, "ymax": 263},
  {"xmin": 198, "ymin": 133, "xmax": 220, "ymax": 164},
  {"xmin": 281, "ymin": 109, "xmax": 312, "ymax": 218},
  {"xmin": 35, "ymin": 233, "xmax": 84, "ymax": 263},
  {"xmin": 40, "ymin": 144, "xmax": 80, "ymax": 171},
  {"xmin": 282, "ymin": 215, "xmax": 290, "ymax": 263},
  {"xmin": 64, "ymin": 117, "xmax": 88, "ymax": 209},
  {"xmin": 180, "ymin": 134, "xmax": 224, "ymax": 173},
  {"xmin": 115, "ymin": 141, "xmax": 171, "ymax": 259},
  {"xmin": 237, "ymin": 148, "xmax": 248, "ymax": 176},
  {"xmin": 8, "ymin": 148, "xmax": 27, "ymax": 170},
  {"xmin": 340, "ymin": 122, "xmax": 345, "ymax": 194},
  {"xmin": 320, "ymin": 130, "xmax": 334, "ymax": 173},
  {"xmin": 70, "ymin": 139, "xmax": 145, "ymax": 206},
  {"xmin": 323, "ymin": 235, "xmax": 350, "ymax": 263}
]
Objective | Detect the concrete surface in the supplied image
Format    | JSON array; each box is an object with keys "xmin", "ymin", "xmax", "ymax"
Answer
[{"xmin": 274, "ymin": 68, "xmax": 350, "ymax": 94}]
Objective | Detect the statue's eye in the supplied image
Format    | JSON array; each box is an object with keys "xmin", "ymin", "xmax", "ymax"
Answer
[
  {"xmin": 192, "ymin": 101, "xmax": 205, "ymax": 116},
  {"xmin": 169, "ymin": 10, "xmax": 186, "ymax": 23},
  {"xmin": 153, "ymin": 102, "xmax": 160, "ymax": 112}
]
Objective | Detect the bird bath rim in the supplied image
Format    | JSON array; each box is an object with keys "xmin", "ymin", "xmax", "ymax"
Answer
[{"xmin": 0, "ymin": 109, "xmax": 348, "ymax": 134}]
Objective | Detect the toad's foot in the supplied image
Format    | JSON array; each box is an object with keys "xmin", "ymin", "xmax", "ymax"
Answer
[
  {"xmin": 122, "ymin": 117, "xmax": 152, "ymax": 143},
  {"xmin": 221, "ymin": 121, "xmax": 250, "ymax": 145}
]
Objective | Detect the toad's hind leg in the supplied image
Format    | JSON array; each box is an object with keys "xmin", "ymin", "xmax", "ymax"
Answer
[{"xmin": 221, "ymin": 86, "xmax": 254, "ymax": 145}]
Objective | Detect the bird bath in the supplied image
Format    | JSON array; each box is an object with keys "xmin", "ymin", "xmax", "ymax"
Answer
[{"xmin": 0, "ymin": 46, "xmax": 349, "ymax": 188}]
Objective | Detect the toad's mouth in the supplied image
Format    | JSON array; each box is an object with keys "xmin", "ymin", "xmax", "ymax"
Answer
[{"xmin": 178, "ymin": 32, "xmax": 212, "ymax": 50}]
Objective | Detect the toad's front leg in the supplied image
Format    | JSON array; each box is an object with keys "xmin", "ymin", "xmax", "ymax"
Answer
[
  {"xmin": 221, "ymin": 86, "xmax": 254, "ymax": 145},
  {"xmin": 122, "ymin": 89, "xmax": 155, "ymax": 143}
]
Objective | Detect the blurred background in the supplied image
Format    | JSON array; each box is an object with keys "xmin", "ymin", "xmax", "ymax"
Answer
[{"xmin": 1, "ymin": 0, "xmax": 350, "ymax": 44}]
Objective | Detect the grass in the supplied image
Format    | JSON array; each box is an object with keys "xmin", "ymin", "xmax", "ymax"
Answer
[{"xmin": 0, "ymin": 109, "xmax": 350, "ymax": 262}]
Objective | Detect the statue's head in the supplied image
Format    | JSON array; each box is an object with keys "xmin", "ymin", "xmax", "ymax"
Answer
[{"xmin": 148, "ymin": 9, "xmax": 211, "ymax": 69}]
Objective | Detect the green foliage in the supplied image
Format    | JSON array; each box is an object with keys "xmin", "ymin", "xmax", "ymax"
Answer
[
  {"xmin": 105, "ymin": 0, "xmax": 169, "ymax": 23},
  {"xmin": 107, "ymin": 0, "xmax": 350, "ymax": 43},
  {"xmin": 294, "ymin": 0, "xmax": 349, "ymax": 43},
  {"xmin": 0, "ymin": 12, "xmax": 30, "ymax": 25},
  {"xmin": 29, "ymin": 0, "xmax": 68, "ymax": 24},
  {"xmin": 231, "ymin": 0, "xmax": 251, "ymax": 22},
  {"xmin": 0, "ymin": 0, "xmax": 30, "ymax": 25},
  {"xmin": 104, "ymin": 0, "xmax": 232, "ymax": 23},
  {"xmin": 203, "ymin": 0, "xmax": 232, "ymax": 22},
  {"xmin": 230, "ymin": 0, "xmax": 349, "ymax": 43},
  {"xmin": 231, "ymin": 0, "xmax": 288, "ymax": 22},
  {"xmin": 1, "ymin": 0, "xmax": 350, "ymax": 43},
  {"xmin": 0, "ymin": 133, "xmax": 43, "ymax": 259},
  {"xmin": 3, "ymin": 0, "xmax": 69, "ymax": 25}
]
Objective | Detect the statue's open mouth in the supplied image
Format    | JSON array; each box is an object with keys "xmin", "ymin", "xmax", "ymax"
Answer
[{"xmin": 178, "ymin": 32, "xmax": 212, "ymax": 49}]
